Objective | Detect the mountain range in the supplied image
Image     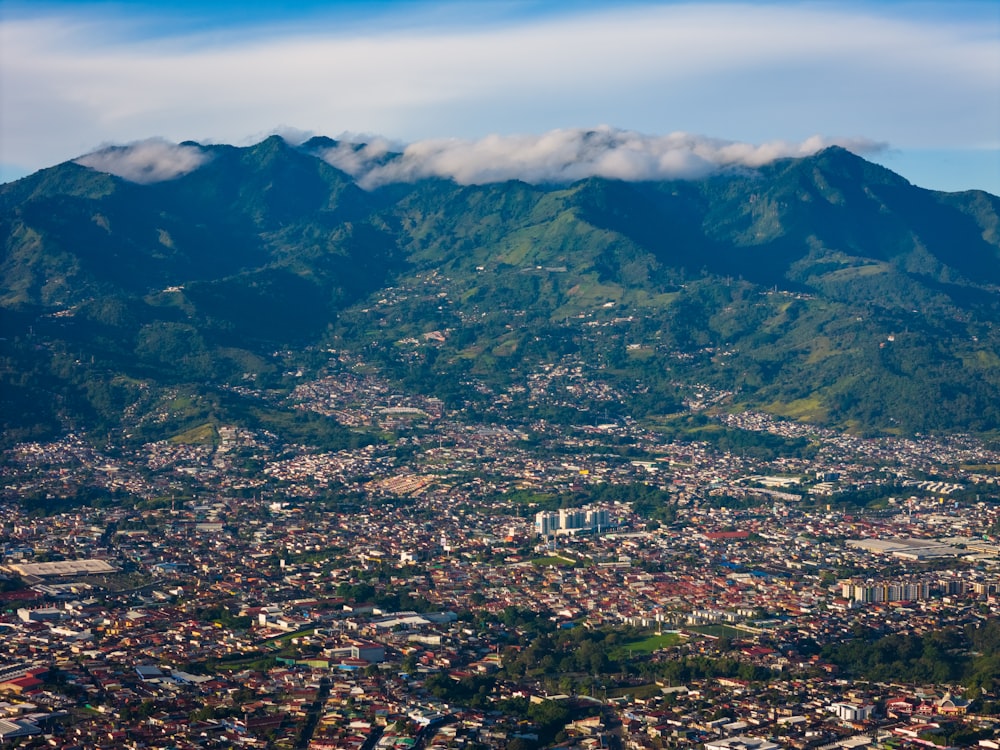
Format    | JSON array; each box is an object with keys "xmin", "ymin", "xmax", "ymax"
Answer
[{"xmin": 2, "ymin": 136, "xmax": 999, "ymax": 447}]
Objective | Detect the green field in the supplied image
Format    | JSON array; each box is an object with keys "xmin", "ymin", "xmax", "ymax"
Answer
[
  {"xmin": 168, "ymin": 422, "xmax": 218, "ymax": 445},
  {"xmin": 531, "ymin": 555, "xmax": 577, "ymax": 568},
  {"xmin": 613, "ymin": 631, "xmax": 682, "ymax": 658}
]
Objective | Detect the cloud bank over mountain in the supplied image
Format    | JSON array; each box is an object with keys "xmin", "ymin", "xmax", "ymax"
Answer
[
  {"xmin": 75, "ymin": 139, "xmax": 210, "ymax": 183},
  {"xmin": 72, "ymin": 129, "xmax": 886, "ymax": 186},
  {"xmin": 320, "ymin": 128, "xmax": 887, "ymax": 188}
]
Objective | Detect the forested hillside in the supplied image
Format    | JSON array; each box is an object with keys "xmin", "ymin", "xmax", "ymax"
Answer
[{"xmin": 3, "ymin": 137, "xmax": 1000, "ymax": 446}]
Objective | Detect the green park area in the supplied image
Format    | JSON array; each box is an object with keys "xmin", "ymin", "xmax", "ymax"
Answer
[
  {"xmin": 612, "ymin": 631, "xmax": 683, "ymax": 659},
  {"xmin": 531, "ymin": 555, "xmax": 578, "ymax": 567}
]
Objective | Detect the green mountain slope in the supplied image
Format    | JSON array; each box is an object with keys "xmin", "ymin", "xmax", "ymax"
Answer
[{"xmin": 2, "ymin": 139, "xmax": 999, "ymax": 444}]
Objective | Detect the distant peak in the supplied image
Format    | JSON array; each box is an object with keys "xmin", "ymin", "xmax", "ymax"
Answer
[
  {"xmin": 301, "ymin": 136, "xmax": 339, "ymax": 151},
  {"xmin": 804, "ymin": 144, "xmax": 911, "ymax": 188},
  {"xmin": 813, "ymin": 144, "xmax": 868, "ymax": 162},
  {"xmin": 252, "ymin": 134, "xmax": 293, "ymax": 151}
]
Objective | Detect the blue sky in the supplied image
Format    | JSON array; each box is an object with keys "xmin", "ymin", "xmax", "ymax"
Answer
[{"xmin": 2, "ymin": 0, "xmax": 998, "ymax": 193}]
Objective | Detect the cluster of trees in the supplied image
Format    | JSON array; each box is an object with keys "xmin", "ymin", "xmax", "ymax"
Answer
[
  {"xmin": 497, "ymin": 696, "xmax": 576, "ymax": 748},
  {"xmin": 424, "ymin": 672, "xmax": 495, "ymax": 709},
  {"xmin": 500, "ymin": 627, "xmax": 619, "ymax": 681},
  {"xmin": 194, "ymin": 604, "xmax": 254, "ymax": 631},
  {"xmin": 919, "ymin": 723, "xmax": 996, "ymax": 747},
  {"xmin": 333, "ymin": 579, "xmax": 434, "ymax": 614},
  {"xmin": 648, "ymin": 413, "xmax": 817, "ymax": 460},
  {"xmin": 495, "ymin": 622, "xmax": 771, "ymax": 686},
  {"xmin": 17, "ymin": 486, "xmax": 131, "ymax": 516},
  {"xmin": 822, "ymin": 619, "xmax": 1000, "ymax": 697},
  {"xmin": 504, "ymin": 483, "xmax": 678, "ymax": 524}
]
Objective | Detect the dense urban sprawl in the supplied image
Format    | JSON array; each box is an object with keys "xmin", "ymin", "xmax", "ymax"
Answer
[{"xmin": 2, "ymin": 359, "xmax": 1000, "ymax": 749}]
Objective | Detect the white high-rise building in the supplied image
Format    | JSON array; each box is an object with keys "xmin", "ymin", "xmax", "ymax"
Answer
[
  {"xmin": 535, "ymin": 505, "xmax": 612, "ymax": 537},
  {"xmin": 535, "ymin": 512, "xmax": 560, "ymax": 536}
]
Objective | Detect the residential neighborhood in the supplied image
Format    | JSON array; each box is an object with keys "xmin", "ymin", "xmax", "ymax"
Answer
[{"xmin": 2, "ymin": 364, "xmax": 1000, "ymax": 749}]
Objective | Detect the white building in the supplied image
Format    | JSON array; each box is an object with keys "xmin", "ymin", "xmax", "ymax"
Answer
[
  {"xmin": 704, "ymin": 736, "xmax": 780, "ymax": 750},
  {"xmin": 535, "ymin": 505, "xmax": 611, "ymax": 537},
  {"xmin": 829, "ymin": 702, "xmax": 875, "ymax": 722},
  {"xmin": 17, "ymin": 607, "xmax": 64, "ymax": 623}
]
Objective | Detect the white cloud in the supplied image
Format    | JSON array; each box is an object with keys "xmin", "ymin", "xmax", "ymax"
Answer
[
  {"xmin": 69, "ymin": 128, "xmax": 886, "ymax": 188},
  {"xmin": 74, "ymin": 139, "xmax": 211, "ymax": 183},
  {"xmin": 319, "ymin": 127, "xmax": 887, "ymax": 188}
]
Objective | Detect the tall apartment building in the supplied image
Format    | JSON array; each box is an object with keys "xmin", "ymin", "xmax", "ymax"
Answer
[
  {"xmin": 535, "ymin": 506, "xmax": 611, "ymax": 537},
  {"xmin": 840, "ymin": 579, "xmax": 931, "ymax": 603}
]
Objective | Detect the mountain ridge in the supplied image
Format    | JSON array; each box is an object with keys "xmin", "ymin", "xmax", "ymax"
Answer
[{"xmin": 2, "ymin": 139, "xmax": 1000, "ymax": 445}]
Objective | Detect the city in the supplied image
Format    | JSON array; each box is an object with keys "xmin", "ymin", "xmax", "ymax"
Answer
[
  {"xmin": 2, "ymin": 356, "xmax": 999, "ymax": 749},
  {"xmin": 3, "ymin": 0, "xmax": 999, "ymax": 748}
]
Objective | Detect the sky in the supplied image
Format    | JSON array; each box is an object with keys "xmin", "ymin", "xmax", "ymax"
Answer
[{"xmin": 1, "ymin": 0, "xmax": 999, "ymax": 193}]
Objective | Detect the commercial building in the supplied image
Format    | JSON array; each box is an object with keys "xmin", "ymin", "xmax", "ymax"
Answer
[{"xmin": 4, "ymin": 559, "xmax": 117, "ymax": 578}]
